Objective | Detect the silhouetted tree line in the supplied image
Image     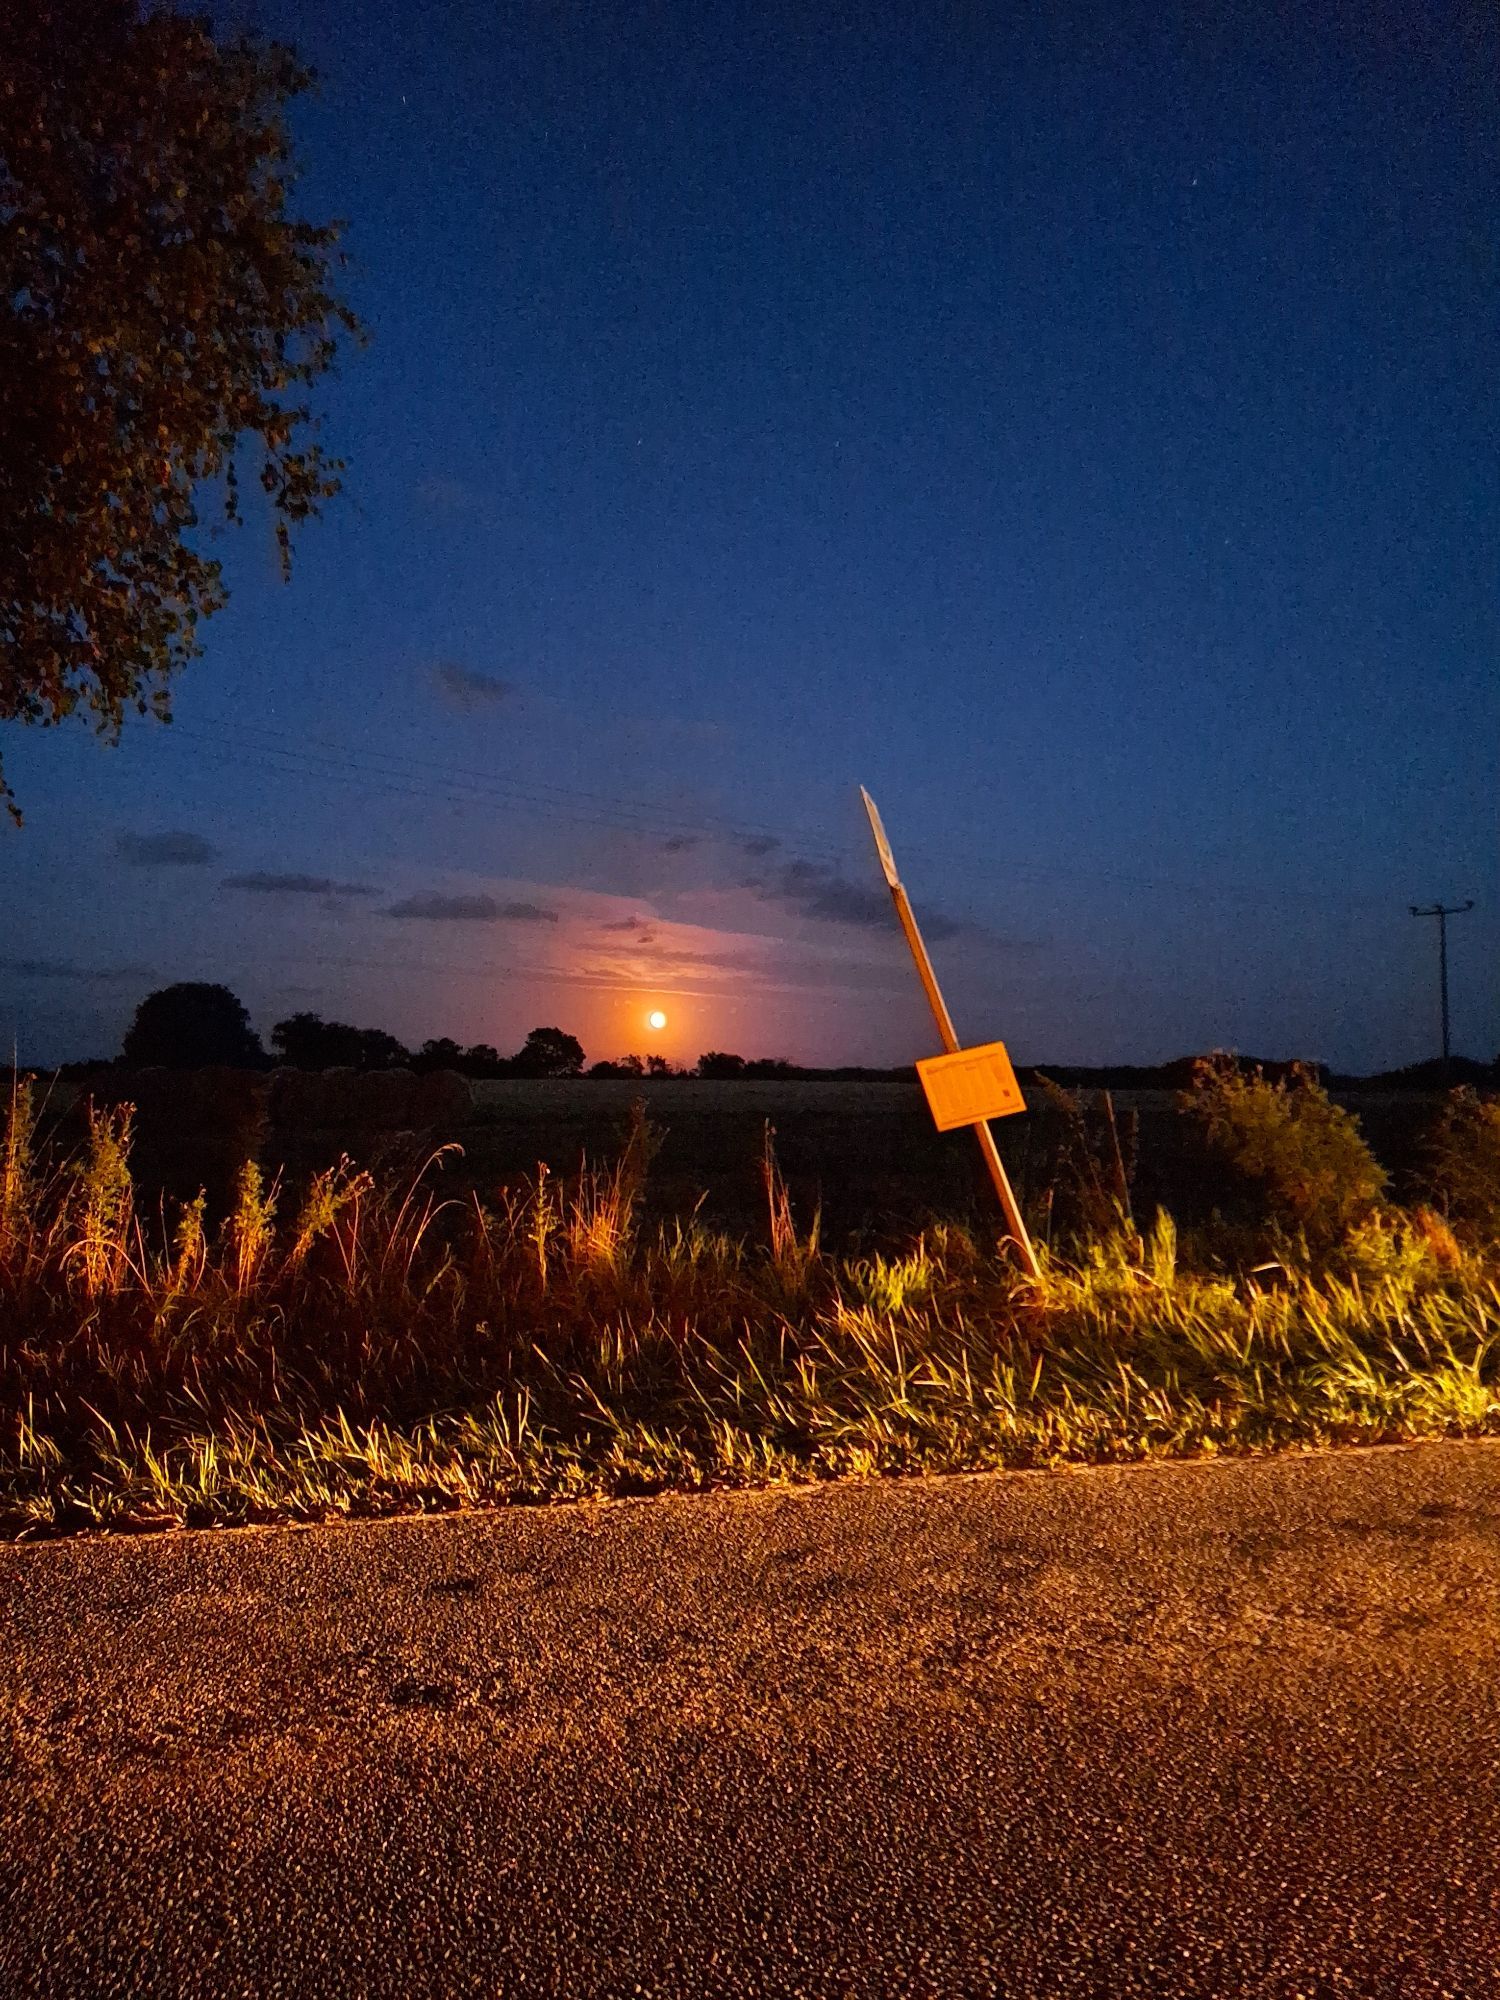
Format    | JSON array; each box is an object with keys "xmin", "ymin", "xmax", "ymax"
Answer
[
  {"xmin": 116, "ymin": 985, "xmax": 591, "ymax": 1077},
  {"xmin": 85, "ymin": 984, "xmax": 1500, "ymax": 1089},
  {"xmin": 110, "ymin": 984, "xmax": 889, "ymax": 1081}
]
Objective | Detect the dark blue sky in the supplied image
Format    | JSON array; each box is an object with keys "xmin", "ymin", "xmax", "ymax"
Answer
[{"xmin": 4, "ymin": 0, "xmax": 1496, "ymax": 1069}]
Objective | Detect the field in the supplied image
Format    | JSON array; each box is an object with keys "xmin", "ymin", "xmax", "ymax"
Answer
[
  {"xmin": 463, "ymin": 1079, "xmax": 994, "ymax": 1236},
  {"xmin": 389, "ymin": 1079, "xmax": 1442, "ymax": 1239},
  {"xmin": 2, "ymin": 1068, "xmax": 1497, "ymax": 1535}
]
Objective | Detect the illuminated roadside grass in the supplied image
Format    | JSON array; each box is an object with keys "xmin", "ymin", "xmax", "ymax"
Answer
[{"xmin": 3, "ymin": 1085, "xmax": 1499, "ymax": 1533}]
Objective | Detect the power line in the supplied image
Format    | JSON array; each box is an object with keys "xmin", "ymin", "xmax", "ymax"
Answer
[
  {"xmin": 178, "ymin": 715, "xmax": 860, "ymax": 859},
  {"xmin": 91, "ymin": 705, "xmax": 1484, "ymax": 925},
  {"xmin": 135, "ymin": 720, "xmax": 1423, "ymax": 919}
]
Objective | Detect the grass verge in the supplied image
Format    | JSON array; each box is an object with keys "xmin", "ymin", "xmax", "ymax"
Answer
[{"xmin": 4, "ymin": 1085, "xmax": 1499, "ymax": 1534}]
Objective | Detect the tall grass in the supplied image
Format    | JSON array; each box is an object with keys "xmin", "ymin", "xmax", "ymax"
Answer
[{"xmin": 2, "ymin": 1081, "xmax": 1498, "ymax": 1534}]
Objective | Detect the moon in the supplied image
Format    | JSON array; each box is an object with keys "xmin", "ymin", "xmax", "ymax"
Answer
[{"xmin": 647, "ymin": 1010, "xmax": 667, "ymax": 1031}]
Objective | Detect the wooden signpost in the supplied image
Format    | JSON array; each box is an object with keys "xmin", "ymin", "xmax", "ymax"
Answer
[{"xmin": 860, "ymin": 786, "xmax": 1041, "ymax": 1279}]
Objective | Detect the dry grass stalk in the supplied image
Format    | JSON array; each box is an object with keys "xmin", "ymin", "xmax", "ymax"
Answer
[{"xmin": 0, "ymin": 1080, "xmax": 1497, "ymax": 1535}]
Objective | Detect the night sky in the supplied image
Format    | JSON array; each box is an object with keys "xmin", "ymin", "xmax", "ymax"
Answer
[{"xmin": 3, "ymin": 0, "xmax": 1495, "ymax": 1072}]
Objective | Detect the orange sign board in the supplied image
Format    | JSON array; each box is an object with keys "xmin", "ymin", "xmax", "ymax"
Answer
[{"xmin": 916, "ymin": 1041, "xmax": 1026, "ymax": 1131}]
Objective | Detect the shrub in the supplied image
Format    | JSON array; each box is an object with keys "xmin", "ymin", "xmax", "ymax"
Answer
[
  {"xmin": 1423, "ymin": 1089, "xmax": 1500, "ymax": 1240},
  {"xmin": 1179, "ymin": 1054, "xmax": 1386, "ymax": 1257}
]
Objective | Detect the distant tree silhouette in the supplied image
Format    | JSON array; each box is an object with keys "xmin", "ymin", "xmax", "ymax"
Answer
[
  {"xmin": 461, "ymin": 1043, "xmax": 505, "ymax": 1077},
  {"xmin": 122, "ymin": 983, "xmax": 263, "ymax": 1069},
  {"xmin": 511, "ymin": 1026, "xmax": 585, "ymax": 1078},
  {"xmin": 587, "ymin": 1053, "xmax": 646, "ymax": 1079},
  {"xmin": 271, "ymin": 1012, "xmax": 408, "ymax": 1071},
  {"xmin": 696, "ymin": 1051, "xmax": 746, "ymax": 1079},
  {"xmin": 415, "ymin": 1037, "xmax": 464, "ymax": 1073},
  {"xmin": 744, "ymin": 1057, "xmax": 799, "ymax": 1078},
  {"xmin": 645, "ymin": 1054, "xmax": 674, "ymax": 1078}
]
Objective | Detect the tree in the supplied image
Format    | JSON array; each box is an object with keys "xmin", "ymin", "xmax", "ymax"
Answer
[
  {"xmin": 349, "ymin": 1027, "xmax": 410, "ymax": 1071},
  {"xmin": 121, "ymin": 982, "xmax": 263, "ymax": 1069},
  {"xmin": 0, "ymin": 1, "xmax": 362, "ymax": 822},
  {"xmin": 644, "ymin": 1054, "xmax": 675, "ymax": 1078},
  {"xmin": 587, "ymin": 1054, "xmax": 646, "ymax": 1079},
  {"xmin": 511, "ymin": 1027, "xmax": 585, "ymax": 1078},
  {"xmin": 415, "ymin": 1037, "xmax": 464, "ymax": 1073},
  {"xmin": 271, "ymin": 1012, "xmax": 408, "ymax": 1071},
  {"xmin": 696, "ymin": 1051, "xmax": 747, "ymax": 1079},
  {"xmin": 272, "ymin": 1012, "xmax": 341, "ymax": 1068},
  {"xmin": 460, "ymin": 1043, "xmax": 504, "ymax": 1077}
]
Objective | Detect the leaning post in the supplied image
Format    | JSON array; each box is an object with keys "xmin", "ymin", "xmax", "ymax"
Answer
[{"xmin": 859, "ymin": 787, "xmax": 1041, "ymax": 1280}]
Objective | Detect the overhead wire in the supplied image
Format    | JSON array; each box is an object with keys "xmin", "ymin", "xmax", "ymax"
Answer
[{"xmin": 130, "ymin": 714, "xmax": 1420, "ymax": 920}]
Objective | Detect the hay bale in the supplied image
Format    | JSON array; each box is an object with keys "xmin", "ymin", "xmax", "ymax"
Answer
[
  {"xmin": 387, "ymin": 1068, "xmax": 422, "ymax": 1128},
  {"xmin": 270, "ymin": 1065, "xmax": 426, "ymax": 1133},
  {"xmin": 310, "ymin": 1067, "xmax": 362, "ymax": 1129},
  {"xmin": 77, "ymin": 1066, "xmax": 266, "ymax": 1138},
  {"xmin": 190, "ymin": 1067, "xmax": 270, "ymax": 1147},
  {"xmin": 354, "ymin": 1067, "xmax": 419, "ymax": 1131},
  {"xmin": 413, "ymin": 1069, "xmax": 473, "ymax": 1135},
  {"xmin": 68, "ymin": 1066, "xmax": 268, "ymax": 1216},
  {"xmin": 267, "ymin": 1066, "xmax": 317, "ymax": 1131}
]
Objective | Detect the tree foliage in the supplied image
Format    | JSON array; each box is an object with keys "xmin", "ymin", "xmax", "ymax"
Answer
[
  {"xmin": 271, "ymin": 1012, "xmax": 407, "ymax": 1072},
  {"xmin": 121, "ymin": 981, "xmax": 263, "ymax": 1069},
  {"xmin": 512, "ymin": 1027, "xmax": 585, "ymax": 1079},
  {"xmin": 0, "ymin": 0, "xmax": 361, "ymax": 821},
  {"xmin": 414, "ymin": 1037, "xmax": 465, "ymax": 1073},
  {"xmin": 696, "ymin": 1051, "xmax": 747, "ymax": 1079}
]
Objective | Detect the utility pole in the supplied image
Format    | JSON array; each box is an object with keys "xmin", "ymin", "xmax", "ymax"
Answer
[{"xmin": 1409, "ymin": 900, "xmax": 1473, "ymax": 1079}]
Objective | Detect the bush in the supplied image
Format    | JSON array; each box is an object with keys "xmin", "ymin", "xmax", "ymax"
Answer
[
  {"xmin": 1424, "ymin": 1089, "xmax": 1500, "ymax": 1240},
  {"xmin": 1179, "ymin": 1054, "xmax": 1386, "ymax": 1257}
]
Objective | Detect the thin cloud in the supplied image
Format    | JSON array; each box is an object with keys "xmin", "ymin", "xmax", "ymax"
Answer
[
  {"xmin": 116, "ymin": 830, "xmax": 218, "ymax": 867},
  {"xmin": 433, "ymin": 662, "xmax": 510, "ymax": 711},
  {"xmin": 601, "ymin": 916, "xmax": 656, "ymax": 936},
  {"xmin": 740, "ymin": 834, "xmax": 780, "ymax": 858},
  {"xmin": 224, "ymin": 873, "xmax": 378, "ymax": 899},
  {"xmin": 660, "ymin": 834, "xmax": 700, "ymax": 854},
  {"xmin": 386, "ymin": 893, "xmax": 559, "ymax": 923},
  {"xmin": 0, "ymin": 957, "xmax": 148, "ymax": 983},
  {"xmin": 749, "ymin": 855, "xmax": 965, "ymax": 940}
]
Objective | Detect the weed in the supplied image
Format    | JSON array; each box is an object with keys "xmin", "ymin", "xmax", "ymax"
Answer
[{"xmin": 0, "ymin": 1085, "xmax": 1496, "ymax": 1536}]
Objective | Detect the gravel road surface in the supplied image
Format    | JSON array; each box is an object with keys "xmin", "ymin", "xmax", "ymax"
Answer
[{"xmin": 4, "ymin": 1444, "xmax": 1500, "ymax": 1998}]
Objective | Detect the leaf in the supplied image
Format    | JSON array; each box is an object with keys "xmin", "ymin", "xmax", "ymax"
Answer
[{"xmin": 0, "ymin": 0, "xmax": 365, "ymax": 824}]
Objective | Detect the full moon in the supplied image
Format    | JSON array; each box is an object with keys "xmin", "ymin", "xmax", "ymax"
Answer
[{"xmin": 647, "ymin": 1009, "xmax": 668, "ymax": 1031}]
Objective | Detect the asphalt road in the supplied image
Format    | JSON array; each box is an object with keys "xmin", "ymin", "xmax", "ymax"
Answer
[{"xmin": 4, "ymin": 1445, "xmax": 1500, "ymax": 1999}]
